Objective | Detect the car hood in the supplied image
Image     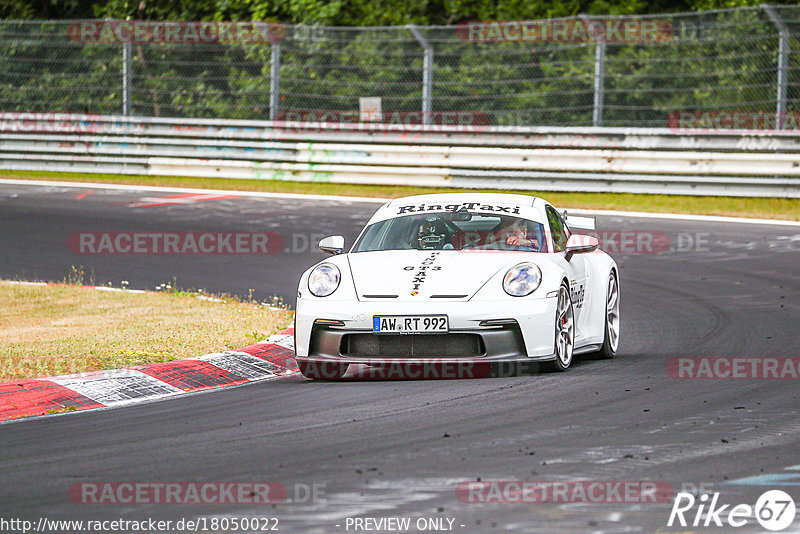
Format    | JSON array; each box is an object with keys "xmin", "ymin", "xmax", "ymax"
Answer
[{"xmin": 347, "ymin": 249, "xmax": 535, "ymax": 301}]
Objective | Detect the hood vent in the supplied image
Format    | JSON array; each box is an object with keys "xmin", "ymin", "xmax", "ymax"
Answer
[{"xmin": 362, "ymin": 294, "xmax": 398, "ymax": 299}]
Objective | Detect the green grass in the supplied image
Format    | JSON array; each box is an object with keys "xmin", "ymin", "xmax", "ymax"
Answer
[{"xmin": 3, "ymin": 169, "xmax": 799, "ymax": 221}]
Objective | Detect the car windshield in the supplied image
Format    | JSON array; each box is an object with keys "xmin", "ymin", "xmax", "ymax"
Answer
[{"xmin": 352, "ymin": 212, "xmax": 548, "ymax": 253}]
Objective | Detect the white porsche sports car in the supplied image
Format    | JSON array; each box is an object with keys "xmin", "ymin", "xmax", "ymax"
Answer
[{"xmin": 294, "ymin": 193, "xmax": 619, "ymax": 379}]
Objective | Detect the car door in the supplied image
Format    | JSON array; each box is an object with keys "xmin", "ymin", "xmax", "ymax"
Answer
[{"xmin": 545, "ymin": 206, "xmax": 589, "ymax": 338}]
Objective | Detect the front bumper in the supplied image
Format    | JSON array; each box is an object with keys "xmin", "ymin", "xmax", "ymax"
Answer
[{"xmin": 294, "ymin": 297, "xmax": 557, "ymax": 364}]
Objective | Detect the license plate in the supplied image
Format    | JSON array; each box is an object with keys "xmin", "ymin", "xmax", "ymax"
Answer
[{"xmin": 373, "ymin": 315, "xmax": 448, "ymax": 334}]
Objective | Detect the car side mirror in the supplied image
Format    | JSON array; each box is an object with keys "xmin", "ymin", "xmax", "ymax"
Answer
[
  {"xmin": 319, "ymin": 235, "xmax": 345, "ymax": 255},
  {"xmin": 565, "ymin": 234, "xmax": 599, "ymax": 261}
]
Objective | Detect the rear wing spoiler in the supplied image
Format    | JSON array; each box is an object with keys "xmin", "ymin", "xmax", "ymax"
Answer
[{"xmin": 563, "ymin": 212, "xmax": 596, "ymax": 232}]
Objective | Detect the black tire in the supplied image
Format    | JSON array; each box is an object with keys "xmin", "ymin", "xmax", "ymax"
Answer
[
  {"xmin": 597, "ymin": 271, "xmax": 620, "ymax": 359},
  {"xmin": 547, "ymin": 282, "xmax": 575, "ymax": 372},
  {"xmin": 297, "ymin": 360, "xmax": 349, "ymax": 380}
]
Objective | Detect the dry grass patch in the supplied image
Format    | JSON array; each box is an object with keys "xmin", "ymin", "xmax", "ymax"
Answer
[{"xmin": 0, "ymin": 281, "xmax": 292, "ymax": 381}]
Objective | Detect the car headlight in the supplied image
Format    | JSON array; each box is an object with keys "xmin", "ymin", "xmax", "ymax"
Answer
[
  {"xmin": 502, "ymin": 263, "xmax": 542, "ymax": 297},
  {"xmin": 308, "ymin": 263, "xmax": 341, "ymax": 297}
]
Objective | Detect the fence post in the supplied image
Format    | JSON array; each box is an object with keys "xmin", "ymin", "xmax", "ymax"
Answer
[
  {"xmin": 122, "ymin": 41, "xmax": 131, "ymax": 116},
  {"xmin": 762, "ymin": 4, "xmax": 788, "ymax": 129},
  {"xmin": 407, "ymin": 24, "xmax": 433, "ymax": 125},
  {"xmin": 270, "ymin": 42, "xmax": 281, "ymax": 121},
  {"xmin": 592, "ymin": 39, "xmax": 606, "ymax": 127},
  {"xmin": 581, "ymin": 15, "xmax": 605, "ymax": 127}
]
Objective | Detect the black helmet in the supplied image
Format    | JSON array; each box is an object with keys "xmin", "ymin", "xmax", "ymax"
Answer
[{"xmin": 417, "ymin": 215, "xmax": 446, "ymax": 249}]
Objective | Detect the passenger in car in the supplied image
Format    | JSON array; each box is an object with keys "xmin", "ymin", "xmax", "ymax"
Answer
[{"xmin": 487, "ymin": 217, "xmax": 540, "ymax": 251}]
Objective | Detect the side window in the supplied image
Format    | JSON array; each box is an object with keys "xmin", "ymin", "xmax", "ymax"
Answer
[{"xmin": 546, "ymin": 206, "xmax": 568, "ymax": 252}]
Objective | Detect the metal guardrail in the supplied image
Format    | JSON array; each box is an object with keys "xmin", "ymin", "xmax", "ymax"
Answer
[{"xmin": 1, "ymin": 114, "xmax": 799, "ymax": 197}]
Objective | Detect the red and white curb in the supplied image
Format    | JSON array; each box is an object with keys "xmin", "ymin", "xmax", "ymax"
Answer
[{"xmin": 0, "ymin": 328, "xmax": 297, "ymax": 422}]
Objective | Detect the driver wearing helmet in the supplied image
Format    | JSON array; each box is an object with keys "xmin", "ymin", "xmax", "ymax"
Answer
[{"xmin": 416, "ymin": 215, "xmax": 448, "ymax": 249}]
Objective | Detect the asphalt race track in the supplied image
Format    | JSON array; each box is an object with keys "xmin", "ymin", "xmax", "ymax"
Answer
[
  {"xmin": 0, "ymin": 182, "xmax": 379, "ymax": 304},
  {"xmin": 1, "ymin": 181, "xmax": 799, "ymax": 533}
]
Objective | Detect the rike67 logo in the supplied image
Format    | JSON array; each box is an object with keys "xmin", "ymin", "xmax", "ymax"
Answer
[{"xmin": 668, "ymin": 490, "xmax": 796, "ymax": 531}]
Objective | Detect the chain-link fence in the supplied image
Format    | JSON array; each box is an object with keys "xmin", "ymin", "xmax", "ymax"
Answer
[{"xmin": 1, "ymin": 5, "xmax": 799, "ymax": 128}]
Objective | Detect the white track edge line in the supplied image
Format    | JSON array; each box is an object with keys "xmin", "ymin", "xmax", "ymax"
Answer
[
  {"xmin": 0, "ymin": 178, "xmax": 387, "ymax": 204},
  {"xmin": 1, "ymin": 178, "xmax": 797, "ymax": 226},
  {"xmin": 566, "ymin": 208, "xmax": 800, "ymax": 227}
]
